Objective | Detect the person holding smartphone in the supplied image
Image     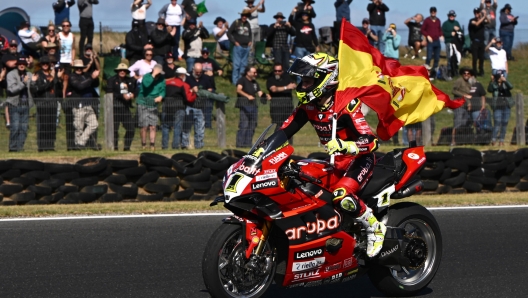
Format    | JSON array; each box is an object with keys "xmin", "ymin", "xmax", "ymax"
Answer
[
  {"xmin": 488, "ymin": 70, "xmax": 513, "ymax": 146},
  {"xmin": 499, "ymin": 3, "xmax": 518, "ymax": 60},
  {"xmin": 382, "ymin": 23, "xmax": 401, "ymax": 60}
]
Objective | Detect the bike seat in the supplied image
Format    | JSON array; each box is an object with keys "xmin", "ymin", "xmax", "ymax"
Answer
[{"xmin": 357, "ymin": 151, "xmax": 400, "ymax": 198}]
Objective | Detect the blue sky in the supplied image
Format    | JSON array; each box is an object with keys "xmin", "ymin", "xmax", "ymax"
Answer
[{"xmin": 1, "ymin": 0, "xmax": 526, "ymax": 32}]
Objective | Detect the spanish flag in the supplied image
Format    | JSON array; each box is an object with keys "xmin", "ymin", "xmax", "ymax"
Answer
[{"xmin": 336, "ymin": 21, "xmax": 464, "ymax": 140}]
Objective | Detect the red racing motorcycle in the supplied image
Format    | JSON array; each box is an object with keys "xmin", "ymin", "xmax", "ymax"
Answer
[{"xmin": 202, "ymin": 124, "xmax": 442, "ymax": 297}]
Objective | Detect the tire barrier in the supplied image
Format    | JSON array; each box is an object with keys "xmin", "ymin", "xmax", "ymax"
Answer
[
  {"xmin": 417, "ymin": 149, "xmax": 528, "ymax": 196},
  {"xmin": 2, "ymin": 149, "xmax": 528, "ymax": 206}
]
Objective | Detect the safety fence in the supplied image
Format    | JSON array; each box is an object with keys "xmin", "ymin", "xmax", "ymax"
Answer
[{"xmin": 0, "ymin": 94, "xmax": 526, "ymax": 152}]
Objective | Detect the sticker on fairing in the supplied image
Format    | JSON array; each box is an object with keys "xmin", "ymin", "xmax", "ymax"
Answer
[
  {"xmin": 374, "ymin": 184, "xmax": 396, "ymax": 207},
  {"xmin": 224, "ymin": 173, "xmax": 253, "ymax": 203}
]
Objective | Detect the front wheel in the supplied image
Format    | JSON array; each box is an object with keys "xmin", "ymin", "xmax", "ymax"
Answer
[
  {"xmin": 202, "ymin": 223, "xmax": 276, "ymax": 298},
  {"xmin": 368, "ymin": 202, "xmax": 443, "ymax": 297}
]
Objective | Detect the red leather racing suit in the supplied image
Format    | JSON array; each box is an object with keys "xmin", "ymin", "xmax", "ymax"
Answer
[{"xmin": 280, "ymin": 97, "xmax": 378, "ymax": 216}]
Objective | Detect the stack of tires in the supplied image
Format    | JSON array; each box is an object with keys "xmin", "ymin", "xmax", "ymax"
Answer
[{"xmin": 418, "ymin": 148, "xmax": 528, "ymax": 194}]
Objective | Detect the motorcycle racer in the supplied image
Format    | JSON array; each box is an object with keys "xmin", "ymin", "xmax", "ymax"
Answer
[{"xmin": 280, "ymin": 52, "xmax": 386, "ymax": 258}]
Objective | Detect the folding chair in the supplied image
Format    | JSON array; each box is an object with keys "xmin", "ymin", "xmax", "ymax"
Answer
[{"xmin": 254, "ymin": 41, "xmax": 273, "ymax": 74}]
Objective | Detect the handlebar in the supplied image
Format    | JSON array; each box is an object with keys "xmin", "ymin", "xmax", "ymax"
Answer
[
  {"xmin": 299, "ymin": 171, "xmax": 322, "ymax": 184},
  {"xmin": 280, "ymin": 161, "xmax": 321, "ymax": 184}
]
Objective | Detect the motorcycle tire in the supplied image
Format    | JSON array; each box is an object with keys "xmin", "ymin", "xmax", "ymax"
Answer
[
  {"xmin": 368, "ymin": 202, "xmax": 442, "ymax": 297},
  {"xmin": 202, "ymin": 223, "xmax": 276, "ymax": 298}
]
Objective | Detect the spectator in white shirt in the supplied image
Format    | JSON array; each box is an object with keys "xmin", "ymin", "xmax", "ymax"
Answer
[
  {"xmin": 129, "ymin": 48, "xmax": 157, "ymax": 84},
  {"xmin": 131, "ymin": 0, "xmax": 152, "ymax": 28},
  {"xmin": 485, "ymin": 37, "xmax": 508, "ymax": 78},
  {"xmin": 213, "ymin": 17, "xmax": 230, "ymax": 51},
  {"xmin": 159, "ymin": 0, "xmax": 186, "ymax": 59},
  {"xmin": 18, "ymin": 21, "xmax": 40, "ymax": 52}
]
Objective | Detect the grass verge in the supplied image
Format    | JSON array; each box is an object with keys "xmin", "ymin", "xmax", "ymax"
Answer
[{"xmin": 1, "ymin": 192, "xmax": 527, "ymax": 218}]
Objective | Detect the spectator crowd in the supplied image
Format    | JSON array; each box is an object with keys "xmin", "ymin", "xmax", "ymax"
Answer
[{"xmin": 0, "ymin": 0, "xmax": 521, "ymax": 151}]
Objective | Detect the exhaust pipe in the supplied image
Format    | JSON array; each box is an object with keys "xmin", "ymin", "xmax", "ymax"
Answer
[{"xmin": 391, "ymin": 180, "xmax": 423, "ymax": 199}]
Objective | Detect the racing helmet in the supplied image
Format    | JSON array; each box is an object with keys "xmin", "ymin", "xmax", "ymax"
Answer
[{"xmin": 288, "ymin": 53, "xmax": 339, "ymax": 105}]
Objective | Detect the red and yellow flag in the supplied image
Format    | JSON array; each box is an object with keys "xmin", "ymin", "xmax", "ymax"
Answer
[{"xmin": 336, "ymin": 21, "xmax": 464, "ymax": 140}]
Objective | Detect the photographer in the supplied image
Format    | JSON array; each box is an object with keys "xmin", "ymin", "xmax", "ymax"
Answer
[
  {"xmin": 382, "ymin": 23, "xmax": 400, "ymax": 60},
  {"xmin": 469, "ymin": 7, "xmax": 487, "ymax": 76},
  {"xmin": 367, "ymin": 0, "xmax": 389, "ymax": 53},
  {"xmin": 488, "ymin": 70, "xmax": 513, "ymax": 146},
  {"xmin": 267, "ymin": 12, "xmax": 295, "ymax": 71},
  {"xmin": 485, "ymin": 37, "xmax": 508, "ymax": 78},
  {"xmin": 80, "ymin": 43, "xmax": 100, "ymax": 94},
  {"xmin": 404, "ymin": 13, "xmax": 425, "ymax": 59}
]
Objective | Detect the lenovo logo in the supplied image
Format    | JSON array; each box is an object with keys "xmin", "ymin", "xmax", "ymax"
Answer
[{"xmin": 251, "ymin": 179, "xmax": 278, "ymax": 191}]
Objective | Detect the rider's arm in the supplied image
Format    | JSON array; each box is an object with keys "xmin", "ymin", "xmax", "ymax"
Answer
[
  {"xmin": 340, "ymin": 113, "xmax": 379, "ymax": 154},
  {"xmin": 280, "ymin": 107, "xmax": 309, "ymax": 139}
]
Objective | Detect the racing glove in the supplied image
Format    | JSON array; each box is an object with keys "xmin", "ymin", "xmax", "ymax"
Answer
[{"xmin": 326, "ymin": 138, "xmax": 359, "ymax": 155}]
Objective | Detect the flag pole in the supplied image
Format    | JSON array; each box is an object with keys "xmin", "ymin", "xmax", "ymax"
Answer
[{"xmin": 330, "ymin": 113, "xmax": 337, "ymax": 166}]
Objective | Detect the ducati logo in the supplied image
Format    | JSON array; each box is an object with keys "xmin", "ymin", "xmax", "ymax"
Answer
[{"xmin": 318, "ymin": 114, "xmax": 323, "ymax": 120}]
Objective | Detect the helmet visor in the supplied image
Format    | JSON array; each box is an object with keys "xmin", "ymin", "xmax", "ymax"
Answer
[{"xmin": 288, "ymin": 59, "xmax": 318, "ymax": 78}]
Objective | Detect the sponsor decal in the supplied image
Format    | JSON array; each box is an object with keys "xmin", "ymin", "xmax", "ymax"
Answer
[
  {"xmin": 225, "ymin": 173, "xmax": 244, "ymax": 193},
  {"xmin": 323, "ymin": 273, "xmax": 343, "ymax": 285},
  {"xmin": 237, "ymin": 164, "xmax": 261, "ymax": 176},
  {"xmin": 264, "ymin": 169, "xmax": 276, "ymax": 174},
  {"xmin": 293, "ymin": 269, "xmax": 320, "ymax": 281},
  {"xmin": 251, "ymin": 179, "xmax": 278, "ymax": 191},
  {"xmin": 303, "ymin": 280, "xmax": 322, "ymax": 287},
  {"xmin": 292, "ymin": 257, "xmax": 325, "ymax": 272},
  {"xmin": 297, "ymin": 162, "xmax": 308, "ymax": 166},
  {"xmin": 269, "ymin": 152, "xmax": 288, "ymax": 165},
  {"xmin": 294, "ymin": 247, "xmax": 325, "ymax": 260},
  {"xmin": 343, "ymin": 257, "xmax": 354, "ymax": 268},
  {"xmin": 354, "ymin": 117, "xmax": 366, "ymax": 124},
  {"xmin": 418, "ymin": 157, "xmax": 426, "ymax": 165},
  {"xmin": 286, "ymin": 214, "xmax": 340, "ymax": 241},
  {"xmin": 345, "ymin": 268, "xmax": 359, "ymax": 276},
  {"xmin": 313, "ymin": 123, "xmax": 332, "ymax": 132},
  {"xmin": 357, "ymin": 163, "xmax": 371, "ymax": 182},
  {"xmin": 324, "ymin": 262, "xmax": 342, "ymax": 272},
  {"xmin": 341, "ymin": 274, "xmax": 357, "ymax": 283},
  {"xmin": 251, "ymin": 236, "xmax": 260, "ymax": 244},
  {"xmin": 380, "ymin": 245, "xmax": 399, "ymax": 258},
  {"xmin": 250, "ymin": 227, "xmax": 257, "ymax": 235},
  {"xmin": 315, "ymin": 190, "xmax": 323, "ymax": 198},
  {"xmin": 256, "ymin": 173, "xmax": 278, "ymax": 182},
  {"xmin": 407, "ymin": 153, "xmax": 420, "ymax": 160},
  {"xmin": 287, "ymin": 282, "xmax": 305, "ymax": 288},
  {"xmin": 306, "ymin": 105, "xmax": 314, "ymax": 110},
  {"xmin": 318, "ymin": 114, "xmax": 324, "ymax": 120}
]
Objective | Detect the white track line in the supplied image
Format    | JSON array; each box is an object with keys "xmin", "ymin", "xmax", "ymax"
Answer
[{"xmin": 1, "ymin": 205, "xmax": 528, "ymax": 222}]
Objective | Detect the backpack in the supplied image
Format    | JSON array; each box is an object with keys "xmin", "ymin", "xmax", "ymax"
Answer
[{"xmin": 436, "ymin": 65, "xmax": 450, "ymax": 81}]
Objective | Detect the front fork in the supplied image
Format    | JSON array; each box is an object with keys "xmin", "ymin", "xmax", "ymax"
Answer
[{"xmin": 245, "ymin": 220, "xmax": 272, "ymax": 259}]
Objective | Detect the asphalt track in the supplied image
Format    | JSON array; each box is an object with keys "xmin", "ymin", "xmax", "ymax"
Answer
[{"xmin": 1, "ymin": 206, "xmax": 528, "ymax": 298}]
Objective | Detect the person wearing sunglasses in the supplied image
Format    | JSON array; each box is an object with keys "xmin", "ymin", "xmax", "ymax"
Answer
[
  {"xmin": 128, "ymin": 49, "xmax": 157, "ymax": 85},
  {"xmin": 266, "ymin": 63, "xmax": 296, "ymax": 130},
  {"xmin": 106, "ymin": 63, "xmax": 137, "ymax": 151},
  {"xmin": 53, "ymin": 0, "xmax": 76, "ymax": 29},
  {"xmin": 59, "ymin": 19, "xmax": 75, "ymax": 98}
]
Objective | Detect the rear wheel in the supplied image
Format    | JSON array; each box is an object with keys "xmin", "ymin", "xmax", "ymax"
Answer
[
  {"xmin": 202, "ymin": 223, "xmax": 276, "ymax": 298},
  {"xmin": 368, "ymin": 202, "xmax": 442, "ymax": 297}
]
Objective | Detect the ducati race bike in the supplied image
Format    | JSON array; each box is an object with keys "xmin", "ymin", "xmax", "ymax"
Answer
[{"xmin": 202, "ymin": 124, "xmax": 442, "ymax": 297}]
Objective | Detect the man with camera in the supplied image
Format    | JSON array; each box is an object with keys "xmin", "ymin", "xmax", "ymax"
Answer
[
  {"xmin": 485, "ymin": 37, "xmax": 508, "ymax": 78},
  {"xmin": 267, "ymin": 12, "xmax": 295, "ymax": 71},
  {"xmin": 367, "ymin": 0, "xmax": 389, "ymax": 53},
  {"xmin": 488, "ymin": 70, "xmax": 513, "ymax": 146},
  {"xmin": 469, "ymin": 7, "xmax": 487, "ymax": 76}
]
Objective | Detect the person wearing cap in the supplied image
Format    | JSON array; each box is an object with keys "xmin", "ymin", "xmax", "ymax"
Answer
[
  {"xmin": 17, "ymin": 21, "xmax": 41, "ymax": 53},
  {"xmin": 1, "ymin": 40, "xmax": 20, "ymax": 75},
  {"xmin": 182, "ymin": 19, "xmax": 209, "ymax": 73},
  {"xmin": 451, "ymin": 67, "xmax": 476, "ymax": 146},
  {"xmin": 5, "ymin": 57, "xmax": 35, "ymax": 152},
  {"xmin": 77, "ymin": 0, "xmax": 99, "ymax": 56},
  {"xmin": 80, "ymin": 43, "xmax": 101, "ymax": 94},
  {"xmin": 442, "ymin": 10, "xmax": 460, "ymax": 79},
  {"xmin": 294, "ymin": 0, "xmax": 316, "ymax": 22},
  {"xmin": 335, "ymin": 0, "xmax": 353, "ymax": 22},
  {"xmin": 236, "ymin": 65, "xmax": 270, "ymax": 148},
  {"xmin": 53, "ymin": 0, "xmax": 76, "ymax": 28},
  {"xmin": 382, "ymin": 23, "xmax": 401, "ymax": 60},
  {"xmin": 106, "ymin": 63, "xmax": 137, "ymax": 151},
  {"xmin": 126, "ymin": 20, "xmax": 152, "ymax": 66},
  {"xmin": 67, "ymin": 59, "xmax": 100, "ymax": 150},
  {"xmin": 150, "ymin": 18, "xmax": 176, "ymax": 65},
  {"xmin": 470, "ymin": 7, "xmax": 487, "ymax": 77},
  {"xmin": 487, "ymin": 69, "xmax": 513, "ymax": 146},
  {"xmin": 31, "ymin": 55, "xmax": 63, "ymax": 151},
  {"xmin": 196, "ymin": 48, "xmax": 222, "ymax": 78},
  {"xmin": 136, "ymin": 64, "xmax": 166, "ymax": 150},
  {"xmin": 480, "ymin": 0, "xmax": 498, "ymax": 49},
  {"xmin": 289, "ymin": 7, "xmax": 319, "ymax": 62},
  {"xmin": 367, "ymin": 0, "xmax": 389, "ymax": 53},
  {"xmin": 40, "ymin": 23, "xmax": 60, "ymax": 59},
  {"xmin": 163, "ymin": 66, "xmax": 196, "ymax": 149},
  {"xmin": 213, "ymin": 17, "xmax": 230, "ymax": 51},
  {"xmin": 499, "ymin": 3, "xmax": 518, "ymax": 60},
  {"xmin": 163, "ymin": 52, "xmax": 177, "ymax": 79},
  {"xmin": 159, "ymin": 0, "xmax": 185, "ymax": 59},
  {"xmin": 227, "ymin": 9, "xmax": 252, "ymax": 85},
  {"xmin": 358, "ymin": 18, "xmax": 378, "ymax": 47},
  {"xmin": 421, "ymin": 7, "xmax": 443, "ymax": 75},
  {"xmin": 404, "ymin": 14, "xmax": 425, "ymax": 59},
  {"xmin": 486, "ymin": 37, "xmax": 508, "ymax": 79},
  {"xmin": 266, "ymin": 12, "xmax": 295, "ymax": 71},
  {"xmin": 131, "ymin": 0, "xmax": 152, "ymax": 27}
]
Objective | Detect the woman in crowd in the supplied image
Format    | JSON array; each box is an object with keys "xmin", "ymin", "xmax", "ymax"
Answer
[{"xmin": 159, "ymin": 0, "xmax": 185, "ymax": 58}]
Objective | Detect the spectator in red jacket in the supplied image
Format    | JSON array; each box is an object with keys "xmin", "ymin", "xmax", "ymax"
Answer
[{"xmin": 421, "ymin": 6, "xmax": 443, "ymax": 75}]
